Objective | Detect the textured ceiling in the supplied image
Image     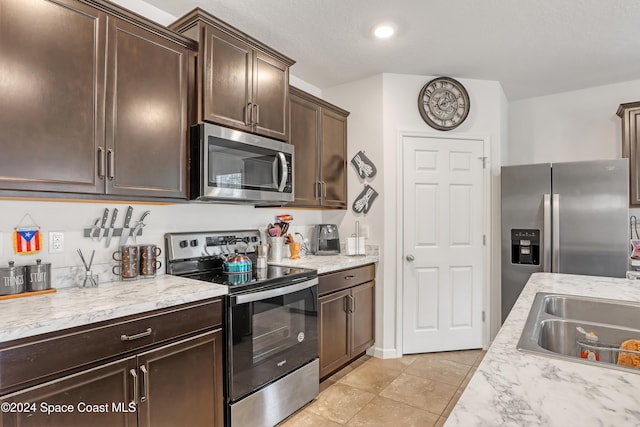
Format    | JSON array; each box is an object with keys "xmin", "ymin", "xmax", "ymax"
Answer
[{"xmin": 143, "ymin": 0, "xmax": 640, "ymax": 100}]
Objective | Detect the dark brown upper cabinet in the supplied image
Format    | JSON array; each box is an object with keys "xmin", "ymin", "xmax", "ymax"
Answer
[
  {"xmin": 0, "ymin": 0, "xmax": 195, "ymax": 201},
  {"xmin": 289, "ymin": 86, "xmax": 349, "ymax": 209},
  {"xmin": 170, "ymin": 9, "xmax": 294, "ymax": 142},
  {"xmin": 617, "ymin": 101, "xmax": 640, "ymax": 206}
]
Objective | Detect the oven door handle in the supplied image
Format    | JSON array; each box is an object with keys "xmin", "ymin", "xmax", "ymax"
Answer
[{"xmin": 234, "ymin": 277, "xmax": 318, "ymax": 304}]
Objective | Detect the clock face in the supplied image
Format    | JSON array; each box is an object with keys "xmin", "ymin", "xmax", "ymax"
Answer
[{"xmin": 418, "ymin": 77, "xmax": 470, "ymax": 131}]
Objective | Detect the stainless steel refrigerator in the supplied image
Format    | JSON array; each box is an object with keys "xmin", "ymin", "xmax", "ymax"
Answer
[{"xmin": 501, "ymin": 159, "xmax": 629, "ymax": 323}]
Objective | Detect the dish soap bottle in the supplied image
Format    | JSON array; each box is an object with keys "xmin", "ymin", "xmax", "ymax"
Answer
[{"xmin": 577, "ymin": 326, "xmax": 599, "ymax": 361}]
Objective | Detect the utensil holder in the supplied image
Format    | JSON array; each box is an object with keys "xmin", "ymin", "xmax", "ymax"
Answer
[{"xmin": 268, "ymin": 236, "xmax": 285, "ymax": 262}]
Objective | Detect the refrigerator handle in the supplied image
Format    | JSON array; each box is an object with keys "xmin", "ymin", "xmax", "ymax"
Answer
[
  {"xmin": 552, "ymin": 194, "xmax": 560, "ymax": 272},
  {"xmin": 543, "ymin": 194, "xmax": 552, "ymax": 272}
]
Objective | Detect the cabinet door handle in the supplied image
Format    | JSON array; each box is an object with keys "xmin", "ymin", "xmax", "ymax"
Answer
[
  {"xmin": 121, "ymin": 328, "xmax": 152, "ymax": 341},
  {"xmin": 351, "ymin": 294, "xmax": 356, "ymax": 313},
  {"xmin": 107, "ymin": 149, "xmax": 114, "ymax": 181},
  {"xmin": 246, "ymin": 102, "xmax": 252, "ymax": 126},
  {"xmin": 140, "ymin": 365, "xmax": 149, "ymax": 403},
  {"xmin": 129, "ymin": 368, "xmax": 139, "ymax": 404},
  {"xmin": 322, "ymin": 181, "xmax": 327, "ymax": 197},
  {"xmin": 314, "ymin": 181, "xmax": 320, "ymax": 200},
  {"xmin": 344, "ymin": 275, "xmax": 356, "ymax": 280},
  {"xmin": 254, "ymin": 103, "xmax": 260, "ymax": 126},
  {"xmin": 98, "ymin": 147, "xmax": 105, "ymax": 180}
]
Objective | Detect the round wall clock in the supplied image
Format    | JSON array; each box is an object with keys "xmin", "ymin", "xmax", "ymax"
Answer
[{"xmin": 417, "ymin": 77, "xmax": 470, "ymax": 131}]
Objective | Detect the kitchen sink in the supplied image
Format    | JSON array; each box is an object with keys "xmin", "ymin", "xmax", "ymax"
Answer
[
  {"xmin": 544, "ymin": 294, "xmax": 640, "ymax": 330},
  {"xmin": 517, "ymin": 292, "xmax": 640, "ymax": 373}
]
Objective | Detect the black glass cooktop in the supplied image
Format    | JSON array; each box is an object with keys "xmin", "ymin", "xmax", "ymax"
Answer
[{"xmin": 182, "ymin": 265, "xmax": 317, "ymax": 294}]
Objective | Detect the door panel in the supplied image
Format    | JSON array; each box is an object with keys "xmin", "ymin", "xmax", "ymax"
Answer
[
  {"xmin": 402, "ymin": 135, "xmax": 483, "ymax": 354},
  {"xmin": 137, "ymin": 330, "xmax": 223, "ymax": 427},
  {"xmin": 105, "ymin": 17, "xmax": 188, "ymax": 198},
  {"xmin": 203, "ymin": 26, "xmax": 252, "ymax": 130},
  {"xmin": 320, "ymin": 109, "xmax": 347, "ymax": 208},
  {"xmin": 0, "ymin": 357, "xmax": 136, "ymax": 427},
  {"xmin": 289, "ymin": 92, "xmax": 321, "ymax": 207},
  {"xmin": 0, "ymin": 0, "xmax": 105, "ymax": 193},
  {"xmin": 319, "ymin": 289, "xmax": 350, "ymax": 378},
  {"xmin": 350, "ymin": 281, "xmax": 375, "ymax": 356},
  {"xmin": 253, "ymin": 52, "xmax": 288, "ymax": 140},
  {"xmin": 552, "ymin": 159, "xmax": 629, "ymax": 278},
  {"xmin": 500, "ymin": 163, "xmax": 551, "ymax": 323}
]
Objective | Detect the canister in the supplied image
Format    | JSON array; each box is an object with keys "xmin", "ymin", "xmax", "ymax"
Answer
[
  {"xmin": 26, "ymin": 259, "xmax": 51, "ymax": 292},
  {"xmin": 0, "ymin": 261, "xmax": 26, "ymax": 295}
]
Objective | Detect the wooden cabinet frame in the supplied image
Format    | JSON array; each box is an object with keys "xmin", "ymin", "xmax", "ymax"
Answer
[{"xmin": 617, "ymin": 101, "xmax": 640, "ymax": 206}]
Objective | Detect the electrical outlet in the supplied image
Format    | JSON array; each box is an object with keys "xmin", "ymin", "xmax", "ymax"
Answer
[{"xmin": 49, "ymin": 231, "xmax": 64, "ymax": 253}]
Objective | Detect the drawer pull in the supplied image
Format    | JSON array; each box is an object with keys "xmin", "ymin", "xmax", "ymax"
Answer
[
  {"xmin": 121, "ymin": 328, "xmax": 152, "ymax": 341},
  {"xmin": 130, "ymin": 369, "xmax": 139, "ymax": 404},
  {"xmin": 344, "ymin": 275, "xmax": 356, "ymax": 280},
  {"xmin": 140, "ymin": 365, "xmax": 149, "ymax": 403}
]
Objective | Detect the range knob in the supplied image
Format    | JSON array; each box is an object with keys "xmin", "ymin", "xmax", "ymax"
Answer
[
  {"xmin": 190, "ymin": 239, "xmax": 198, "ymax": 247},
  {"xmin": 179, "ymin": 240, "xmax": 188, "ymax": 248}
]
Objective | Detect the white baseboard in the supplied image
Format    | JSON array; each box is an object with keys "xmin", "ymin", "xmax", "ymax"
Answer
[{"xmin": 367, "ymin": 346, "xmax": 401, "ymax": 359}]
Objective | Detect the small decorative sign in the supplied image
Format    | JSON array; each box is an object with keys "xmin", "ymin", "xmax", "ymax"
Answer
[
  {"xmin": 350, "ymin": 150, "xmax": 377, "ymax": 180},
  {"xmin": 352, "ymin": 185, "xmax": 379, "ymax": 214},
  {"xmin": 13, "ymin": 214, "xmax": 42, "ymax": 255}
]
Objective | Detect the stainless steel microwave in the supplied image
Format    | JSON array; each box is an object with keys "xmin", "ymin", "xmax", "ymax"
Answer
[{"xmin": 190, "ymin": 123, "xmax": 294, "ymax": 204}]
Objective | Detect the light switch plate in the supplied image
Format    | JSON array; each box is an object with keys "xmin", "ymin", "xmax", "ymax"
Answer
[{"xmin": 49, "ymin": 231, "xmax": 64, "ymax": 253}]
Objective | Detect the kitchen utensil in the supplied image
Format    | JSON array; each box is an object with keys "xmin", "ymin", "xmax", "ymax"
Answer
[
  {"xmin": 89, "ymin": 218, "xmax": 101, "ymax": 241},
  {"xmin": 139, "ymin": 244, "xmax": 162, "ymax": 277},
  {"xmin": 105, "ymin": 208, "xmax": 118, "ymax": 247},
  {"xmin": 78, "ymin": 249, "xmax": 98, "ymax": 287},
  {"xmin": 26, "ymin": 259, "xmax": 51, "ymax": 292},
  {"xmin": 98, "ymin": 208, "xmax": 109, "ymax": 240},
  {"xmin": 131, "ymin": 210, "xmax": 150, "ymax": 244},
  {"xmin": 0, "ymin": 261, "xmax": 26, "ymax": 295},
  {"xmin": 119, "ymin": 206, "xmax": 134, "ymax": 247}
]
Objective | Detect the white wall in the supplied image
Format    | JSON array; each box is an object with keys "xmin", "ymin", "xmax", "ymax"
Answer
[
  {"xmin": 507, "ymin": 79, "xmax": 640, "ymax": 165},
  {"xmin": 326, "ymin": 73, "xmax": 507, "ymax": 357},
  {"xmin": 0, "ymin": 200, "xmax": 323, "ymax": 287},
  {"xmin": 323, "ymin": 74, "xmax": 385, "ymax": 353}
]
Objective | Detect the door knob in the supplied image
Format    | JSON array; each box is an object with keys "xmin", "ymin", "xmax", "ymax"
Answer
[{"xmin": 406, "ymin": 254, "xmax": 415, "ymax": 262}]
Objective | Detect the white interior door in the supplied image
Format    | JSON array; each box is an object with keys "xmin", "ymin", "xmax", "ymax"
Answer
[{"xmin": 402, "ymin": 135, "xmax": 484, "ymax": 354}]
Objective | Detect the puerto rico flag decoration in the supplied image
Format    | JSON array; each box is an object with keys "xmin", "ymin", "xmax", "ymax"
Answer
[{"xmin": 14, "ymin": 228, "xmax": 42, "ymax": 255}]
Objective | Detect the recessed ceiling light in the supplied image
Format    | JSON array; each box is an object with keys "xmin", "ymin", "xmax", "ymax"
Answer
[{"xmin": 373, "ymin": 24, "xmax": 396, "ymax": 39}]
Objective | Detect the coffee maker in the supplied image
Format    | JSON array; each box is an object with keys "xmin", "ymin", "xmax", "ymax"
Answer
[{"xmin": 310, "ymin": 224, "xmax": 341, "ymax": 255}]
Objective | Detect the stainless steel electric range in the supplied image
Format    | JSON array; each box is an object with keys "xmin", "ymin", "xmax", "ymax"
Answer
[{"xmin": 165, "ymin": 230, "xmax": 319, "ymax": 427}]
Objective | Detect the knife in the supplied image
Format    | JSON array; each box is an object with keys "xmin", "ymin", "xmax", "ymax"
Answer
[
  {"xmin": 119, "ymin": 206, "xmax": 134, "ymax": 247},
  {"xmin": 97, "ymin": 208, "xmax": 109, "ymax": 241},
  {"xmin": 105, "ymin": 208, "xmax": 118, "ymax": 247},
  {"xmin": 131, "ymin": 211, "xmax": 150, "ymax": 244}
]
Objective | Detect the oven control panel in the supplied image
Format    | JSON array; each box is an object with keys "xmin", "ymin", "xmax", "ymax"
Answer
[{"xmin": 165, "ymin": 230, "xmax": 261, "ymax": 261}]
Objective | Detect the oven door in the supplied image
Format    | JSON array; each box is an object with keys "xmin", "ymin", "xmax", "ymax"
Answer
[{"xmin": 227, "ymin": 278, "xmax": 318, "ymax": 402}]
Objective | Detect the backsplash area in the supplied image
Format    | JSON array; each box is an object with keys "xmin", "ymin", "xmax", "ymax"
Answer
[{"xmin": 0, "ymin": 199, "xmax": 340, "ymax": 289}]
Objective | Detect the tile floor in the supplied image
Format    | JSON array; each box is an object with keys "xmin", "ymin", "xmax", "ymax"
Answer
[{"xmin": 279, "ymin": 349, "xmax": 486, "ymax": 427}]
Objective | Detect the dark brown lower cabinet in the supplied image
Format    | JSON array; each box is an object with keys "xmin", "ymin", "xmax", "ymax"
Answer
[
  {"xmin": 0, "ymin": 299, "xmax": 224, "ymax": 427},
  {"xmin": 319, "ymin": 265, "xmax": 375, "ymax": 379},
  {"xmin": 0, "ymin": 330, "xmax": 223, "ymax": 427}
]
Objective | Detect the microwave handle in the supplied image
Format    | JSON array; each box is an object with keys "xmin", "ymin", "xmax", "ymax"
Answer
[{"xmin": 277, "ymin": 152, "xmax": 287, "ymax": 192}]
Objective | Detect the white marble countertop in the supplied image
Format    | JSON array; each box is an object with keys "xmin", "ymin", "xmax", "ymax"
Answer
[
  {"xmin": 270, "ymin": 253, "xmax": 378, "ymax": 274},
  {"xmin": 0, "ymin": 275, "xmax": 227, "ymax": 344},
  {"xmin": 446, "ymin": 273, "xmax": 640, "ymax": 427}
]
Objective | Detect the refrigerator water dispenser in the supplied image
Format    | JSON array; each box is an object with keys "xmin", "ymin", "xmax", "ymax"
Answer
[{"xmin": 511, "ymin": 229, "xmax": 540, "ymax": 265}]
